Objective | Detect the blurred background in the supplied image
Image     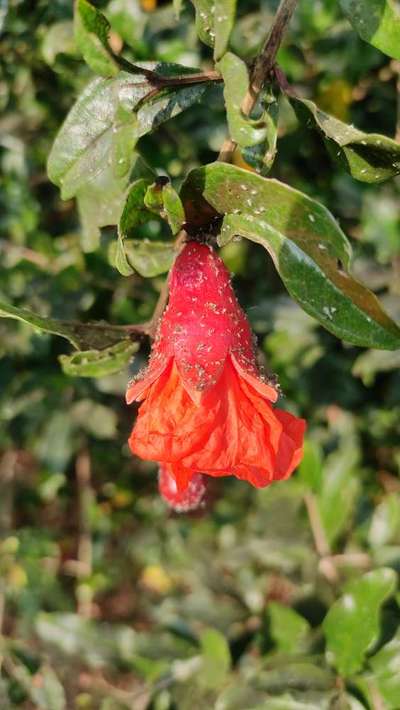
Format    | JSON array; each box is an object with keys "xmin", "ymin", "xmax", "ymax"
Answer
[{"xmin": 1, "ymin": 0, "xmax": 400, "ymax": 707}]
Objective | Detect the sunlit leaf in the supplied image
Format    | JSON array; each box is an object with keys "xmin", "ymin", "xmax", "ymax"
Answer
[
  {"xmin": 181, "ymin": 163, "xmax": 400, "ymax": 349},
  {"xmin": 297, "ymin": 440, "xmax": 323, "ymax": 494},
  {"xmin": 145, "ymin": 180, "xmax": 185, "ymax": 234},
  {"xmin": 35, "ymin": 613, "xmax": 137, "ymax": 668},
  {"xmin": 190, "ymin": 0, "xmax": 216, "ymax": 47},
  {"xmin": 268, "ymin": 602, "xmax": 310, "ymax": 653},
  {"xmin": 367, "ymin": 630, "xmax": 400, "ymax": 708},
  {"xmin": 368, "ymin": 494, "xmax": 400, "ymax": 548},
  {"xmin": 42, "ymin": 21, "xmax": 77, "ymax": 65},
  {"xmin": 29, "ymin": 665, "xmax": 67, "ymax": 710},
  {"xmin": 113, "ymin": 239, "xmax": 175, "ymax": 277},
  {"xmin": 161, "ymin": 182, "xmax": 185, "ymax": 234},
  {"xmin": 48, "ymin": 64, "xmax": 210, "ymax": 250},
  {"xmin": 190, "ymin": 0, "xmax": 236, "ymax": 57},
  {"xmin": 59, "ymin": 340, "xmax": 138, "ymax": 378},
  {"xmin": 217, "ymin": 52, "xmax": 267, "ymax": 147},
  {"xmin": 255, "ymin": 662, "xmax": 335, "ymax": 694},
  {"xmin": 214, "ymin": 0, "xmax": 237, "ymax": 60},
  {"xmin": 317, "ymin": 434, "xmax": 360, "ymax": 544},
  {"xmin": 71, "ymin": 400, "xmax": 118, "ymax": 439},
  {"xmin": 291, "ymin": 96, "xmax": 400, "ymax": 183},
  {"xmin": 74, "ymin": 0, "xmax": 119, "ymax": 77},
  {"xmin": 352, "ymin": 349, "xmax": 400, "ymax": 385},
  {"xmin": 116, "ymin": 177, "xmax": 153, "ymax": 274},
  {"xmin": 199, "ymin": 628, "xmax": 231, "ymax": 689},
  {"xmin": 242, "ymin": 89, "xmax": 279, "ymax": 174},
  {"xmin": 340, "ymin": 0, "xmax": 400, "ymax": 60},
  {"xmin": 323, "ymin": 568, "xmax": 397, "ymax": 676}
]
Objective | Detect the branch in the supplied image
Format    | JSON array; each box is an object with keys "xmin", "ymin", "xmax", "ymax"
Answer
[
  {"xmin": 218, "ymin": 0, "xmax": 298, "ymax": 161},
  {"xmin": 303, "ymin": 493, "xmax": 339, "ymax": 585},
  {"xmin": 75, "ymin": 449, "xmax": 94, "ymax": 619},
  {"xmin": 126, "ymin": 229, "xmax": 188, "ymax": 340}
]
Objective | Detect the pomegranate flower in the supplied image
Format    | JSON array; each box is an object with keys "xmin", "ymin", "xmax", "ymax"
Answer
[
  {"xmin": 127, "ymin": 242, "xmax": 305, "ymax": 493},
  {"xmin": 158, "ymin": 463, "xmax": 207, "ymax": 512}
]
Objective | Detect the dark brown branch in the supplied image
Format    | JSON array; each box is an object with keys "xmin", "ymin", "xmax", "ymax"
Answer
[
  {"xmin": 218, "ymin": 0, "xmax": 299, "ymax": 161},
  {"xmin": 250, "ymin": 0, "xmax": 299, "ymax": 100}
]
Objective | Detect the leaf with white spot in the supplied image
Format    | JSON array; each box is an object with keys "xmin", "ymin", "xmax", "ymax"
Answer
[
  {"xmin": 291, "ymin": 96, "xmax": 400, "ymax": 183},
  {"xmin": 323, "ymin": 568, "xmax": 397, "ymax": 676},
  {"xmin": 181, "ymin": 163, "xmax": 400, "ymax": 349}
]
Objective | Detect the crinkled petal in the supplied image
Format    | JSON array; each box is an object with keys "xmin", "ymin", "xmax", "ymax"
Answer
[
  {"xmin": 231, "ymin": 353, "xmax": 278, "ymax": 403},
  {"xmin": 129, "ymin": 360, "xmax": 214, "ymax": 463},
  {"xmin": 129, "ymin": 354, "xmax": 305, "ymax": 491},
  {"xmin": 126, "ymin": 354, "xmax": 171, "ymax": 404}
]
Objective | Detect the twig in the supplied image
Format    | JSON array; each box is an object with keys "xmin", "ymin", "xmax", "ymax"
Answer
[
  {"xmin": 303, "ymin": 493, "xmax": 339, "ymax": 584},
  {"xmin": 126, "ymin": 229, "xmax": 187, "ymax": 339},
  {"xmin": 394, "ymin": 60, "xmax": 400, "ymax": 142},
  {"xmin": 218, "ymin": 0, "xmax": 298, "ymax": 161},
  {"xmin": 76, "ymin": 449, "xmax": 94, "ymax": 619}
]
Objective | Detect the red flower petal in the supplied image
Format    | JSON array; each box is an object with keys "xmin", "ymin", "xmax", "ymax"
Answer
[
  {"xmin": 129, "ymin": 356, "xmax": 305, "ymax": 491},
  {"xmin": 128, "ymin": 242, "xmax": 279, "ymax": 403},
  {"xmin": 158, "ymin": 463, "xmax": 207, "ymax": 512}
]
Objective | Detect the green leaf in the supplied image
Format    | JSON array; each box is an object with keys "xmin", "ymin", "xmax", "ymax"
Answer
[
  {"xmin": 255, "ymin": 662, "xmax": 335, "ymax": 694},
  {"xmin": 48, "ymin": 65, "xmax": 209, "ymax": 250},
  {"xmin": 268, "ymin": 602, "xmax": 310, "ymax": 653},
  {"xmin": 59, "ymin": 340, "xmax": 138, "ymax": 378},
  {"xmin": 29, "ymin": 665, "xmax": 66, "ymax": 710},
  {"xmin": 111, "ymin": 239, "xmax": 175, "ymax": 277},
  {"xmin": 35, "ymin": 613, "xmax": 137, "ymax": 668},
  {"xmin": 191, "ymin": 0, "xmax": 236, "ymax": 56},
  {"xmin": 162, "ymin": 182, "xmax": 185, "ymax": 234},
  {"xmin": 120, "ymin": 178, "xmax": 152, "ymax": 235},
  {"xmin": 368, "ymin": 494, "xmax": 400, "ymax": 548},
  {"xmin": 367, "ymin": 630, "xmax": 400, "ymax": 708},
  {"xmin": 173, "ymin": 0, "xmax": 184, "ymax": 19},
  {"xmin": 71, "ymin": 400, "xmax": 118, "ymax": 439},
  {"xmin": 323, "ymin": 568, "xmax": 397, "ymax": 676},
  {"xmin": 297, "ymin": 440, "xmax": 323, "ymax": 494},
  {"xmin": 181, "ymin": 163, "xmax": 400, "ymax": 349},
  {"xmin": 115, "ymin": 178, "xmax": 176, "ymax": 277},
  {"xmin": 217, "ymin": 52, "xmax": 268, "ymax": 147},
  {"xmin": 352, "ymin": 349, "xmax": 400, "ymax": 385},
  {"xmin": 116, "ymin": 178, "xmax": 153, "ymax": 274},
  {"xmin": 145, "ymin": 180, "xmax": 185, "ymax": 234},
  {"xmin": 317, "ymin": 437, "xmax": 360, "ymax": 545},
  {"xmin": 190, "ymin": 0, "xmax": 216, "ymax": 47},
  {"xmin": 199, "ymin": 628, "xmax": 231, "ymax": 689},
  {"xmin": 42, "ymin": 21, "xmax": 77, "ymax": 65},
  {"xmin": 291, "ymin": 96, "xmax": 400, "ymax": 183},
  {"xmin": 0, "ymin": 299, "xmax": 127, "ymax": 350},
  {"xmin": 242, "ymin": 89, "xmax": 279, "ymax": 174},
  {"xmin": 339, "ymin": 0, "xmax": 400, "ymax": 60},
  {"xmin": 47, "ymin": 73, "xmax": 140, "ymax": 250},
  {"xmin": 74, "ymin": 0, "xmax": 119, "ymax": 77},
  {"xmin": 214, "ymin": 0, "xmax": 237, "ymax": 60},
  {"xmin": 47, "ymin": 72, "xmax": 152, "ymax": 199},
  {"xmin": 135, "ymin": 78, "xmax": 209, "ymax": 140}
]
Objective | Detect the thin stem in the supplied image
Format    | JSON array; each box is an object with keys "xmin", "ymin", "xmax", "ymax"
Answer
[
  {"xmin": 218, "ymin": 0, "xmax": 298, "ymax": 161},
  {"xmin": 144, "ymin": 229, "xmax": 187, "ymax": 339},
  {"xmin": 76, "ymin": 449, "xmax": 94, "ymax": 619},
  {"xmin": 303, "ymin": 493, "xmax": 339, "ymax": 584},
  {"xmin": 251, "ymin": 0, "xmax": 299, "ymax": 99},
  {"xmin": 394, "ymin": 60, "xmax": 400, "ymax": 142}
]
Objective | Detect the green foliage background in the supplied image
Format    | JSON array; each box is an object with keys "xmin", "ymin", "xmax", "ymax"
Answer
[{"xmin": 1, "ymin": 0, "xmax": 400, "ymax": 707}]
